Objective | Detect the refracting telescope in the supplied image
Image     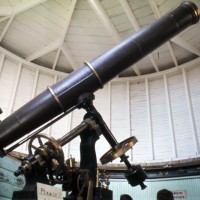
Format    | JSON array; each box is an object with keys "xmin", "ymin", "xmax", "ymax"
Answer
[{"xmin": 0, "ymin": 1, "xmax": 199, "ymax": 200}]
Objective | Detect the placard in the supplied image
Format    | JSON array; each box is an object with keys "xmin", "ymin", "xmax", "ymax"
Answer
[
  {"xmin": 173, "ymin": 190, "xmax": 187, "ymax": 200},
  {"xmin": 37, "ymin": 182, "xmax": 63, "ymax": 200}
]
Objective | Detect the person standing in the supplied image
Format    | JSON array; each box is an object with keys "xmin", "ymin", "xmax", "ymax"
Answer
[
  {"xmin": 157, "ymin": 189, "xmax": 174, "ymax": 200},
  {"xmin": 120, "ymin": 194, "xmax": 133, "ymax": 200}
]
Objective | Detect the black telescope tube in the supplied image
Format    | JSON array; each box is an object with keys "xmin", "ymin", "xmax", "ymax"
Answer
[{"xmin": 0, "ymin": 2, "xmax": 199, "ymax": 149}]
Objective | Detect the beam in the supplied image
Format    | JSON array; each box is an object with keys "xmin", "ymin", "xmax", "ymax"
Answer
[
  {"xmin": 0, "ymin": 0, "xmax": 48, "ymax": 17},
  {"xmin": 58, "ymin": 0, "xmax": 77, "ymax": 70},
  {"xmin": 88, "ymin": 0, "xmax": 121, "ymax": 43},
  {"xmin": 132, "ymin": 64, "xmax": 141, "ymax": 76},
  {"xmin": 182, "ymin": 68, "xmax": 200, "ymax": 154},
  {"xmin": 119, "ymin": 0, "xmax": 159, "ymax": 72},
  {"xmin": 145, "ymin": 78, "xmax": 155, "ymax": 160},
  {"xmin": 0, "ymin": 15, "xmax": 14, "ymax": 42},
  {"xmin": 126, "ymin": 81, "xmax": 133, "ymax": 160},
  {"xmin": 60, "ymin": 0, "xmax": 77, "ymax": 46},
  {"xmin": 163, "ymin": 74, "xmax": 177, "ymax": 158},
  {"xmin": 25, "ymin": 39, "xmax": 60, "ymax": 61},
  {"xmin": 88, "ymin": 0, "xmax": 123, "ymax": 77},
  {"xmin": 149, "ymin": 54, "xmax": 159, "ymax": 72},
  {"xmin": 89, "ymin": 0, "xmax": 143, "ymax": 76},
  {"xmin": 25, "ymin": 0, "xmax": 77, "ymax": 69},
  {"xmin": 6, "ymin": 62, "xmax": 22, "ymax": 116},
  {"xmin": 62, "ymin": 44, "xmax": 78, "ymax": 70},
  {"xmin": 148, "ymin": 0, "xmax": 178, "ymax": 66},
  {"xmin": 171, "ymin": 36, "xmax": 200, "ymax": 56},
  {"xmin": 148, "ymin": 0, "xmax": 160, "ymax": 19},
  {"xmin": 0, "ymin": 16, "xmax": 10, "ymax": 23},
  {"xmin": 0, "ymin": 53, "xmax": 5, "ymax": 74},
  {"xmin": 0, "ymin": 46, "xmax": 67, "ymax": 76},
  {"xmin": 52, "ymin": 49, "xmax": 61, "ymax": 70},
  {"xmin": 31, "ymin": 69, "xmax": 40, "ymax": 99},
  {"xmin": 167, "ymin": 42, "xmax": 178, "ymax": 66},
  {"xmin": 118, "ymin": 0, "xmax": 140, "ymax": 31}
]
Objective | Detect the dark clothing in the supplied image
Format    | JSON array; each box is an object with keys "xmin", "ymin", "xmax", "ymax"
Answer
[
  {"xmin": 157, "ymin": 189, "xmax": 174, "ymax": 200},
  {"xmin": 120, "ymin": 194, "xmax": 133, "ymax": 200}
]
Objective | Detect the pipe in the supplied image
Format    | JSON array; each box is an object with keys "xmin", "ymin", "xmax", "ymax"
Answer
[{"xmin": 0, "ymin": 1, "xmax": 199, "ymax": 149}]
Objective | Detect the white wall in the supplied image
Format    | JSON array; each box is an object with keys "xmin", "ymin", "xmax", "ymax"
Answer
[{"xmin": 0, "ymin": 49, "xmax": 200, "ymax": 165}]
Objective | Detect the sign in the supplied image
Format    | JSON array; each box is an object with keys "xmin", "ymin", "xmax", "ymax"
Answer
[
  {"xmin": 37, "ymin": 182, "xmax": 63, "ymax": 200},
  {"xmin": 173, "ymin": 190, "xmax": 187, "ymax": 200}
]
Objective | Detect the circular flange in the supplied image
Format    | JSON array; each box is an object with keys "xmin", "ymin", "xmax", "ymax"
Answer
[{"xmin": 100, "ymin": 136, "xmax": 138, "ymax": 165}]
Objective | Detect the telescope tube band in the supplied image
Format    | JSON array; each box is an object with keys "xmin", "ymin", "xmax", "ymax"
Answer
[
  {"xmin": 48, "ymin": 86, "xmax": 65, "ymax": 112},
  {"xmin": 84, "ymin": 62, "xmax": 103, "ymax": 88}
]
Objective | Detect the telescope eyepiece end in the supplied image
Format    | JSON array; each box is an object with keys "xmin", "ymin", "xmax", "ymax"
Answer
[{"xmin": 181, "ymin": 1, "xmax": 200, "ymax": 24}]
